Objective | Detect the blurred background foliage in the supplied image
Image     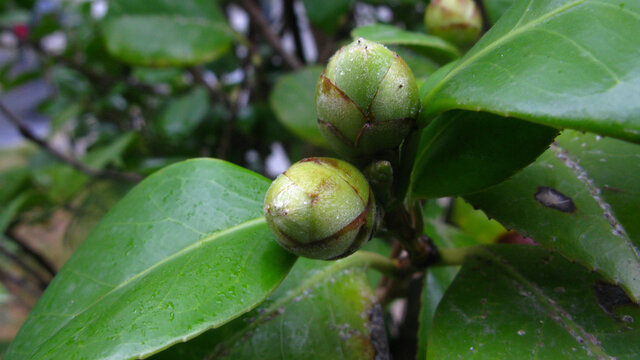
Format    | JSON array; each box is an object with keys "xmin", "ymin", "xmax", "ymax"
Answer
[{"xmin": 0, "ymin": 0, "xmax": 504, "ymax": 357}]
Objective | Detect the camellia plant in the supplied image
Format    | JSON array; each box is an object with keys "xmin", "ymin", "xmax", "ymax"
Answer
[{"xmin": 3, "ymin": 0, "xmax": 640, "ymax": 359}]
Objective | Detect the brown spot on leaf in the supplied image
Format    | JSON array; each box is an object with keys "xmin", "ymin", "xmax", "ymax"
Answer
[
  {"xmin": 534, "ymin": 186, "xmax": 576, "ymax": 213},
  {"xmin": 497, "ymin": 231, "xmax": 537, "ymax": 245},
  {"xmin": 603, "ymin": 185, "xmax": 625, "ymax": 193},
  {"xmin": 594, "ymin": 282, "xmax": 636, "ymax": 316}
]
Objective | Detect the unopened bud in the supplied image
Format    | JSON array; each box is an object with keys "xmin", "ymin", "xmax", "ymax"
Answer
[
  {"xmin": 264, "ymin": 157, "xmax": 376, "ymax": 260},
  {"xmin": 316, "ymin": 38, "xmax": 420, "ymax": 160},
  {"xmin": 425, "ymin": 0, "xmax": 483, "ymax": 49}
]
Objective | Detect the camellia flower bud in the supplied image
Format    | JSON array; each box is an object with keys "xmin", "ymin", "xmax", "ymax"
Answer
[
  {"xmin": 424, "ymin": 0, "xmax": 482, "ymax": 49},
  {"xmin": 264, "ymin": 157, "xmax": 376, "ymax": 260},
  {"xmin": 316, "ymin": 38, "xmax": 420, "ymax": 159}
]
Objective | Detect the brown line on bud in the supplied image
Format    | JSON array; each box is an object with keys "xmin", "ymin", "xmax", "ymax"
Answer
[
  {"xmin": 326, "ymin": 190, "xmax": 376, "ymax": 260},
  {"xmin": 318, "ymin": 119, "xmax": 356, "ymax": 147},
  {"xmin": 354, "ymin": 122, "xmax": 372, "ymax": 148},
  {"xmin": 269, "ymin": 178, "xmax": 297, "ymax": 201},
  {"xmin": 366, "ymin": 57, "xmax": 397, "ymax": 117},
  {"xmin": 313, "ymin": 158, "xmax": 365, "ymax": 202},
  {"xmin": 270, "ymin": 186, "xmax": 372, "ymax": 248},
  {"xmin": 320, "ymin": 75, "xmax": 367, "ymax": 118},
  {"xmin": 299, "ymin": 157, "xmax": 340, "ymax": 168},
  {"xmin": 271, "ymin": 222, "xmax": 305, "ymax": 247},
  {"xmin": 313, "ymin": 192, "xmax": 373, "ymax": 244}
]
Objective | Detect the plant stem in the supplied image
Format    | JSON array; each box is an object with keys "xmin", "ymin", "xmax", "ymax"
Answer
[
  {"xmin": 239, "ymin": 0, "xmax": 303, "ymax": 69},
  {"xmin": 283, "ymin": 0, "xmax": 306, "ymax": 64},
  {"xmin": 350, "ymin": 250, "xmax": 408, "ymax": 277}
]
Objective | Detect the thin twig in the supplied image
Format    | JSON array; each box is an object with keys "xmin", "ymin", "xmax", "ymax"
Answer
[
  {"xmin": 0, "ymin": 101, "xmax": 142, "ymax": 182},
  {"xmin": 5, "ymin": 230, "xmax": 57, "ymax": 277},
  {"xmin": 216, "ymin": 93, "xmax": 240, "ymax": 160},
  {"xmin": 283, "ymin": 0, "xmax": 306, "ymax": 64},
  {"xmin": 188, "ymin": 67, "xmax": 229, "ymax": 107},
  {"xmin": 0, "ymin": 242, "xmax": 49, "ymax": 290},
  {"xmin": 0, "ymin": 266, "xmax": 41, "ymax": 306},
  {"xmin": 239, "ymin": 0, "xmax": 302, "ymax": 69}
]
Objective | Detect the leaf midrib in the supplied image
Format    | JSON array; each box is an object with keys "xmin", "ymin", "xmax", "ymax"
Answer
[
  {"xmin": 422, "ymin": 0, "xmax": 587, "ymax": 108},
  {"xmin": 27, "ymin": 216, "xmax": 267, "ymax": 354}
]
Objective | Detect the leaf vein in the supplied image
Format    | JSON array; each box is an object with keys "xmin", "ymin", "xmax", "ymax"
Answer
[
  {"xmin": 530, "ymin": 28, "xmax": 620, "ymax": 83},
  {"xmin": 482, "ymin": 248, "xmax": 615, "ymax": 359},
  {"xmin": 424, "ymin": 0, "xmax": 588, "ymax": 105},
  {"xmin": 551, "ymin": 144, "xmax": 636, "ymax": 254},
  {"xmin": 29, "ymin": 217, "xmax": 267, "ymax": 357}
]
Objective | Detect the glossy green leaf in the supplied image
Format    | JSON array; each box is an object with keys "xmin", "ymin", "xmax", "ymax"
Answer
[
  {"xmin": 408, "ymin": 111, "xmax": 558, "ymax": 199},
  {"xmin": 150, "ymin": 252, "xmax": 389, "ymax": 359},
  {"xmin": 351, "ymin": 24, "xmax": 460, "ymax": 63},
  {"xmin": 428, "ymin": 245, "xmax": 640, "ymax": 359},
  {"xmin": 158, "ymin": 87, "xmax": 210, "ymax": 140},
  {"xmin": 466, "ymin": 131, "xmax": 640, "ymax": 301},
  {"xmin": 269, "ymin": 66, "xmax": 327, "ymax": 147},
  {"xmin": 417, "ymin": 200, "xmax": 479, "ymax": 360},
  {"xmin": 418, "ymin": 267, "xmax": 457, "ymax": 360},
  {"xmin": 420, "ymin": 0, "xmax": 640, "ymax": 143},
  {"xmin": 451, "ymin": 198, "xmax": 507, "ymax": 244},
  {"xmin": 553, "ymin": 131, "xmax": 640, "ymax": 241},
  {"xmin": 482, "ymin": 0, "xmax": 515, "ymax": 24},
  {"xmin": 6, "ymin": 159, "xmax": 296, "ymax": 360},
  {"xmin": 102, "ymin": 0, "xmax": 234, "ymax": 66},
  {"xmin": 302, "ymin": 0, "xmax": 351, "ymax": 34}
]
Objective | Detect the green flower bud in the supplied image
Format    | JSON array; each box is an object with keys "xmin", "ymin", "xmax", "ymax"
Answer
[
  {"xmin": 264, "ymin": 157, "xmax": 376, "ymax": 260},
  {"xmin": 316, "ymin": 38, "xmax": 420, "ymax": 159},
  {"xmin": 424, "ymin": 0, "xmax": 483, "ymax": 49}
]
